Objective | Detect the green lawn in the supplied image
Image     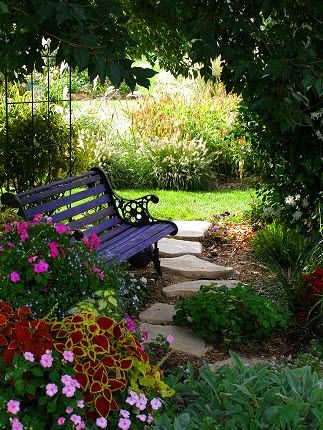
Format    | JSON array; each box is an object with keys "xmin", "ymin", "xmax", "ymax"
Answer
[{"xmin": 117, "ymin": 188, "xmax": 255, "ymax": 221}]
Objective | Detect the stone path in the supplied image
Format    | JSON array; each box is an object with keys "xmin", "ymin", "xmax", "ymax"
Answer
[{"xmin": 138, "ymin": 220, "xmax": 265, "ymax": 366}]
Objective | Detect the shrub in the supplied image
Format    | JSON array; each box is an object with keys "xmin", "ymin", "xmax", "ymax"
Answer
[
  {"xmin": 152, "ymin": 353, "xmax": 323, "ymax": 430},
  {"xmin": 0, "ymin": 217, "xmax": 120, "ymax": 318},
  {"xmin": 173, "ymin": 284, "xmax": 291, "ymax": 344},
  {"xmin": 0, "ymin": 90, "xmax": 75, "ymax": 192},
  {"xmin": 50, "ymin": 311, "xmax": 174, "ymax": 418}
]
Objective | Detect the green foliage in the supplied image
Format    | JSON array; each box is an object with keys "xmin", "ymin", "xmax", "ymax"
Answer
[
  {"xmin": 252, "ymin": 223, "xmax": 323, "ymax": 308},
  {"xmin": 294, "ymin": 339, "xmax": 323, "ymax": 377},
  {"xmin": 152, "ymin": 353, "xmax": 323, "ymax": 429},
  {"xmin": 173, "ymin": 284, "xmax": 291, "ymax": 344},
  {"xmin": 0, "ymin": 89, "xmax": 74, "ymax": 193},
  {"xmin": 0, "ymin": 350, "xmax": 86, "ymax": 430},
  {"xmin": 252, "ymin": 221, "xmax": 308, "ymax": 269},
  {"xmin": 0, "ymin": 218, "xmax": 121, "ymax": 318},
  {"xmin": 124, "ymin": 0, "xmax": 323, "ymax": 229},
  {"xmin": 0, "ymin": 1, "xmax": 157, "ymax": 89}
]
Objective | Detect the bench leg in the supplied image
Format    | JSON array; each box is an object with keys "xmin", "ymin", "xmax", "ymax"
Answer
[{"xmin": 153, "ymin": 242, "xmax": 162, "ymax": 277}]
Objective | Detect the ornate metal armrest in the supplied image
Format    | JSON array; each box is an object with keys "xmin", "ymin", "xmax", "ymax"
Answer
[{"xmin": 113, "ymin": 192, "xmax": 160, "ymax": 226}]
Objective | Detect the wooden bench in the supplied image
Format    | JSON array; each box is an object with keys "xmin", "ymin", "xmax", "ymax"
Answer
[{"xmin": 1, "ymin": 167, "xmax": 178, "ymax": 274}]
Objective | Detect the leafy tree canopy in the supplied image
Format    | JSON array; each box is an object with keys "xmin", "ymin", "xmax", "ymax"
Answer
[
  {"xmin": 0, "ymin": 0, "xmax": 156, "ymax": 88},
  {"xmin": 124, "ymin": 0, "xmax": 323, "ymax": 132}
]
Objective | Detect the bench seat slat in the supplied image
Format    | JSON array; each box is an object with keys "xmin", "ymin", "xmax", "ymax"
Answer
[
  {"xmin": 18, "ymin": 172, "xmax": 97, "ymax": 198},
  {"xmin": 20, "ymin": 174, "xmax": 102, "ymax": 205},
  {"xmin": 97, "ymin": 225, "xmax": 152, "ymax": 251},
  {"xmin": 85, "ymin": 216, "xmax": 121, "ymax": 236},
  {"xmin": 50, "ymin": 194, "xmax": 110, "ymax": 223},
  {"xmin": 25, "ymin": 184, "xmax": 108, "ymax": 218},
  {"xmin": 67, "ymin": 206, "xmax": 117, "ymax": 230}
]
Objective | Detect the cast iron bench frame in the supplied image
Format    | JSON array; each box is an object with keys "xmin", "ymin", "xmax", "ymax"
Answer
[{"xmin": 1, "ymin": 167, "xmax": 178, "ymax": 274}]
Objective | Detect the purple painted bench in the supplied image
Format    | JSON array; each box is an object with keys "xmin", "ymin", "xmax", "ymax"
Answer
[{"xmin": 1, "ymin": 167, "xmax": 178, "ymax": 274}]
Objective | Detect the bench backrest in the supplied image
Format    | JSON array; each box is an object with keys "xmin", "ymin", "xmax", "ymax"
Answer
[{"xmin": 1, "ymin": 168, "xmax": 124, "ymax": 237}]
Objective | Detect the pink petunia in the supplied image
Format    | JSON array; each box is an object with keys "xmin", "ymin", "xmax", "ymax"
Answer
[
  {"xmin": 96, "ymin": 417, "xmax": 108, "ymax": 428},
  {"xmin": 82, "ymin": 233, "xmax": 100, "ymax": 252},
  {"xmin": 166, "ymin": 334, "xmax": 174, "ymax": 344},
  {"xmin": 118, "ymin": 418, "xmax": 131, "ymax": 430},
  {"xmin": 66, "ymin": 407, "xmax": 73, "ymax": 414},
  {"xmin": 75, "ymin": 422, "xmax": 86, "ymax": 430},
  {"xmin": 23, "ymin": 351, "xmax": 35, "ymax": 362},
  {"xmin": 54, "ymin": 224, "xmax": 70, "ymax": 234},
  {"xmin": 150, "ymin": 398, "xmax": 162, "ymax": 410},
  {"xmin": 7, "ymin": 400, "xmax": 20, "ymax": 414},
  {"xmin": 48, "ymin": 242, "xmax": 59, "ymax": 258},
  {"xmin": 19, "ymin": 232, "xmax": 29, "ymax": 242},
  {"xmin": 34, "ymin": 259, "xmax": 49, "ymax": 273},
  {"xmin": 9, "ymin": 272, "xmax": 20, "ymax": 283},
  {"xmin": 63, "ymin": 350, "xmax": 74, "ymax": 362},
  {"xmin": 4, "ymin": 224, "xmax": 11, "ymax": 233},
  {"xmin": 33, "ymin": 213, "xmax": 44, "ymax": 223},
  {"xmin": 7, "ymin": 242, "xmax": 15, "ymax": 248},
  {"xmin": 62, "ymin": 385, "xmax": 76, "ymax": 398},
  {"xmin": 0, "ymin": 245, "xmax": 3, "ymax": 252},
  {"xmin": 57, "ymin": 417, "xmax": 65, "ymax": 425},
  {"xmin": 10, "ymin": 418, "xmax": 23, "ymax": 430},
  {"xmin": 46, "ymin": 383, "xmax": 58, "ymax": 397},
  {"xmin": 70, "ymin": 415, "xmax": 82, "ymax": 425},
  {"xmin": 40, "ymin": 352, "xmax": 53, "ymax": 368},
  {"xmin": 27, "ymin": 256, "xmax": 38, "ymax": 264}
]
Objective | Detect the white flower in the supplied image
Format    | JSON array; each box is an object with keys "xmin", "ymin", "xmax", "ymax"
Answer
[
  {"xmin": 285, "ymin": 196, "xmax": 296, "ymax": 206},
  {"xmin": 292, "ymin": 210, "xmax": 303, "ymax": 220}
]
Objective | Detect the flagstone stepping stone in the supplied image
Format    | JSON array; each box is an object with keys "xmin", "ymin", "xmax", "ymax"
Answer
[
  {"xmin": 140, "ymin": 323, "xmax": 212, "ymax": 357},
  {"xmin": 161, "ymin": 255, "xmax": 234, "ymax": 279},
  {"xmin": 139, "ymin": 303, "xmax": 176, "ymax": 325},
  {"xmin": 163, "ymin": 279, "xmax": 239, "ymax": 298},
  {"xmin": 209, "ymin": 355, "xmax": 269, "ymax": 371},
  {"xmin": 173, "ymin": 220, "xmax": 211, "ymax": 241},
  {"xmin": 158, "ymin": 238, "xmax": 202, "ymax": 257}
]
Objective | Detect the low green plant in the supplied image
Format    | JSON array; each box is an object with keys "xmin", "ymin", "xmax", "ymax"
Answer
[
  {"xmin": 152, "ymin": 353, "xmax": 323, "ymax": 429},
  {"xmin": 173, "ymin": 284, "xmax": 291, "ymax": 344},
  {"xmin": 294, "ymin": 339, "xmax": 323, "ymax": 377},
  {"xmin": 252, "ymin": 220, "xmax": 308, "ymax": 269}
]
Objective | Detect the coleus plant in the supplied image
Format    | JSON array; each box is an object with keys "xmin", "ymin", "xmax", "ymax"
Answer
[
  {"xmin": 50, "ymin": 312, "xmax": 174, "ymax": 418},
  {"xmin": 302, "ymin": 267, "xmax": 323, "ymax": 305}
]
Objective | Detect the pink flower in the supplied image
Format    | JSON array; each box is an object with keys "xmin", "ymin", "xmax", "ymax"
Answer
[
  {"xmin": 96, "ymin": 417, "xmax": 108, "ymax": 428},
  {"xmin": 92, "ymin": 267, "xmax": 105, "ymax": 279},
  {"xmin": 166, "ymin": 334, "xmax": 174, "ymax": 344},
  {"xmin": 62, "ymin": 384, "xmax": 76, "ymax": 397},
  {"xmin": 118, "ymin": 418, "xmax": 131, "ymax": 430},
  {"xmin": 141, "ymin": 330, "xmax": 149, "ymax": 341},
  {"xmin": 136, "ymin": 414, "xmax": 147, "ymax": 422},
  {"xmin": 5, "ymin": 224, "xmax": 11, "ymax": 233},
  {"xmin": 66, "ymin": 407, "xmax": 73, "ymax": 414},
  {"xmin": 16, "ymin": 221, "xmax": 28, "ymax": 235},
  {"xmin": 0, "ymin": 245, "xmax": 3, "ymax": 252},
  {"xmin": 76, "ymin": 422, "xmax": 86, "ymax": 430},
  {"xmin": 9, "ymin": 272, "xmax": 20, "ymax": 283},
  {"xmin": 34, "ymin": 259, "xmax": 49, "ymax": 273},
  {"xmin": 27, "ymin": 256, "xmax": 38, "ymax": 264},
  {"xmin": 126, "ymin": 390, "xmax": 139, "ymax": 406},
  {"xmin": 54, "ymin": 223, "xmax": 69, "ymax": 234},
  {"xmin": 70, "ymin": 414, "xmax": 82, "ymax": 425},
  {"xmin": 124, "ymin": 316, "xmax": 136, "ymax": 333},
  {"xmin": 33, "ymin": 213, "xmax": 43, "ymax": 223},
  {"xmin": 7, "ymin": 242, "xmax": 15, "ymax": 248},
  {"xmin": 120, "ymin": 410, "xmax": 130, "ymax": 419},
  {"xmin": 82, "ymin": 233, "xmax": 100, "ymax": 252},
  {"xmin": 61, "ymin": 375, "xmax": 80, "ymax": 388},
  {"xmin": 10, "ymin": 418, "xmax": 23, "ymax": 430},
  {"xmin": 63, "ymin": 350, "xmax": 74, "ymax": 362},
  {"xmin": 57, "ymin": 417, "xmax": 65, "ymax": 425},
  {"xmin": 46, "ymin": 383, "xmax": 58, "ymax": 397},
  {"xmin": 48, "ymin": 242, "xmax": 59, "ymax": 258},
  {"xmin": 23, "ymin": 351, "xmax": 35, "ymax": 362},
  {"xmin": 147, "ymin": 414, "xmax": 154, "ymax": 424},
  {"xmin": 150, "ymin": 398, "xmax": 162, "ymax": 410},
  {"xmin": 40, "ymin": 352, "xmax": 53, "ymax": 368},
  {"xmin": 19, "ymin": 232, "xmax": 29, "ymax": 242},
  {"xmin": 77, "ymin": 400, "xmax": 85, "ymax": 409},
  {"xmin": 136, "ymin": 393, "xmax": 148, "ymax": 411},
  {"xmin": 7, "ymin": 400, "xmax": 20, "ymax": 414}
]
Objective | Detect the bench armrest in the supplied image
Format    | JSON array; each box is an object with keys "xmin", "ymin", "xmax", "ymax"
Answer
[{"xmin": 113, "ymin": 193, "xmax": 160, "ymax": 226}]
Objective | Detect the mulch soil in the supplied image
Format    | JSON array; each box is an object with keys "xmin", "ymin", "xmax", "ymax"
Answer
[{"xmin": 131, "ymin": 220, "xmax": 314, "ymax": 372}]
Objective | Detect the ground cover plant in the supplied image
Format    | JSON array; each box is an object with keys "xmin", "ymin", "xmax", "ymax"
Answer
[
  {"xmin": 173, "ymin": 284, "xmax": 291, "ymax": 344},
  {"xmin": 152, "ymin": 354, "xmax": 323, "ymax": 430}
]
